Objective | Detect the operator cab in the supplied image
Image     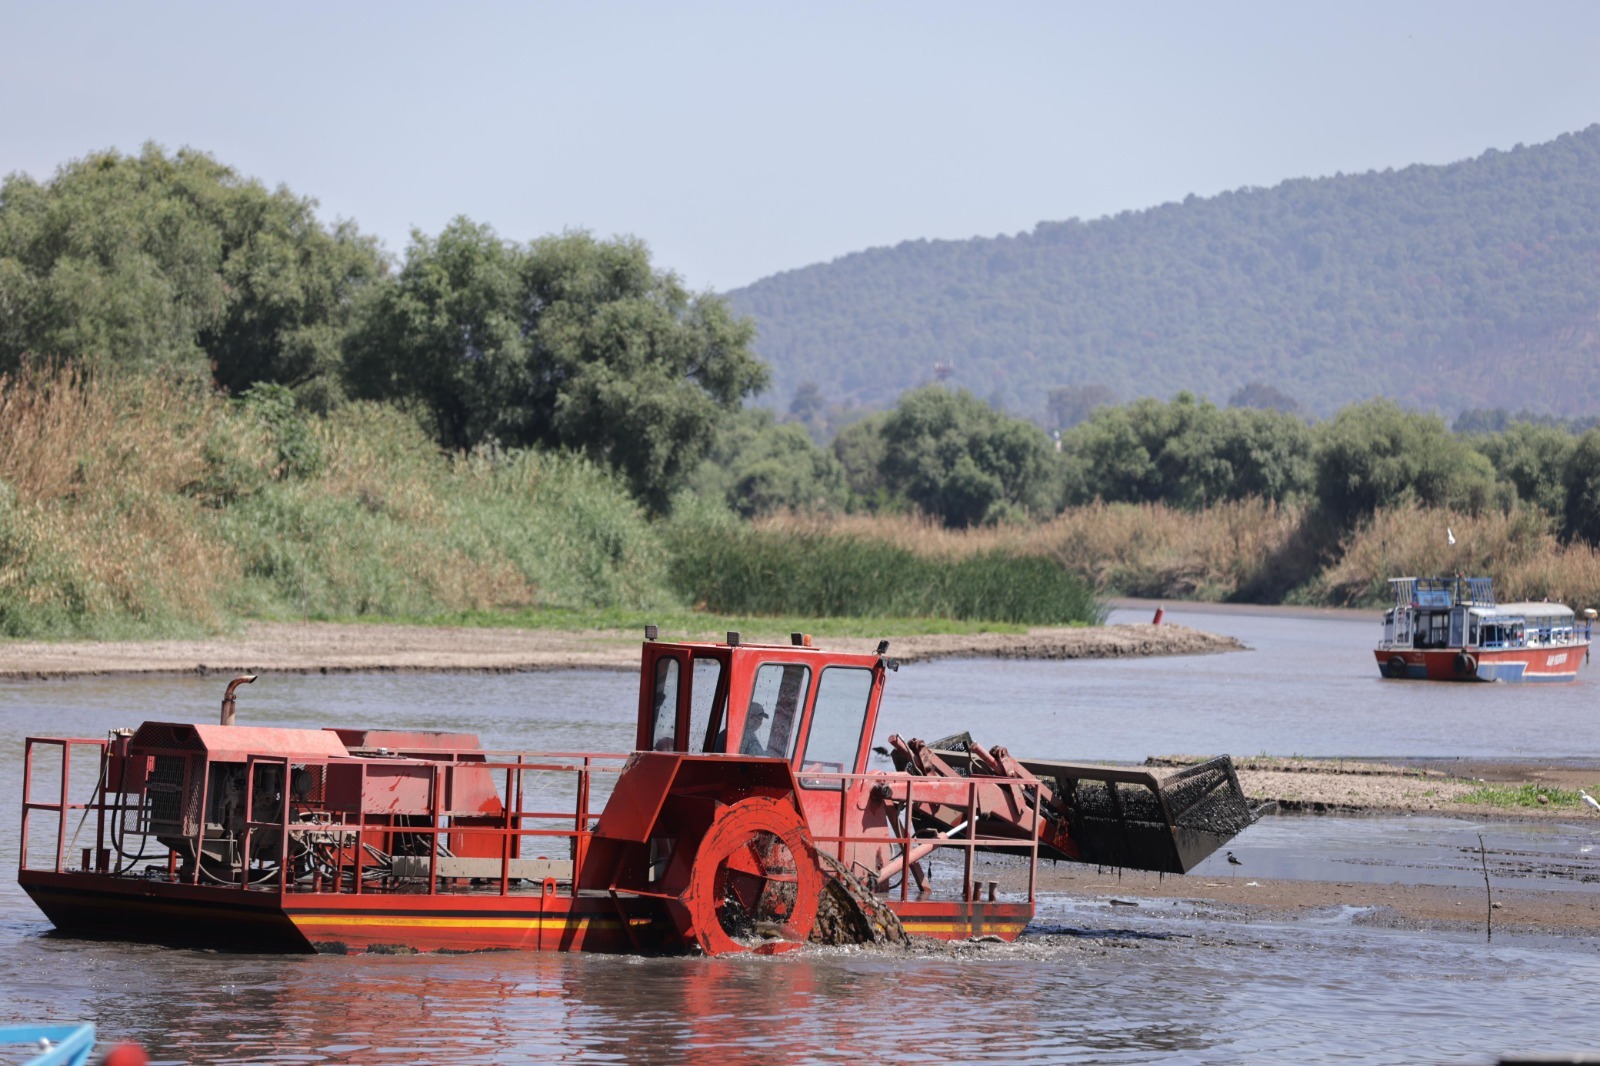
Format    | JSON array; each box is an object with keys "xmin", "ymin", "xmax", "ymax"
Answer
[{"xmin": 635, "ymin": 630, "xmax": 890, "ymax": 786}]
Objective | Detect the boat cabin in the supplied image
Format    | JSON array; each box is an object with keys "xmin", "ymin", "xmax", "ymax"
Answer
[
  {"xmin": 1380, "ymin": 576, "xmax": 1495, "ymax": 651},
  {"xmin": 635, "ymin": 629, "xmax": 887, "ymax": 774}
]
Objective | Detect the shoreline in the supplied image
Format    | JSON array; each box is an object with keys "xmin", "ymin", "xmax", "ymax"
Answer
[
  {"xmin": 1156, "ymin": 754, "xmax": 1600, "ymax": 820},
  {"xmin": 1070, "ymin": 755, "xmax": 1600, "ymax": 939},
  {"xmin": 0, "ymin": 619, "xmax": 1243, "ymax": 680},
  {"xmin": 1031, "ymin": 866, "xmax": 1600, "ymax": 941}
]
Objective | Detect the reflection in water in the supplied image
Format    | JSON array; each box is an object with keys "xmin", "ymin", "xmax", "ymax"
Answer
[
  {"xmin": 36, "ymin": 927, "xmax": 1600, "ymax": 1065},
  {"xmin": 5, "ymin": 609, "xmax": 1600, "ymax": 1063}
]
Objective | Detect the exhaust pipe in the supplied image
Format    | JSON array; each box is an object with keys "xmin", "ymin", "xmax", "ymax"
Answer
[{"xmin": 221, "ymin": 675, "xmax": 257, "ymax": 726}]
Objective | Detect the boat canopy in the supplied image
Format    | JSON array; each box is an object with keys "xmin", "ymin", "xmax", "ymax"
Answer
[
  {"xmin": 1389, "ymin": 576, "xmax": 1495, "ymax": 610},
  {"xmin": 1496, "ymin": 602, "xmax": 1575, "ymax": 621}
]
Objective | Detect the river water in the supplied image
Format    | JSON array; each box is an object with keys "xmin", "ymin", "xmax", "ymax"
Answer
[{"xmin": 3, "ymin": 606, "xmax": 1599, "ymax": 1064}]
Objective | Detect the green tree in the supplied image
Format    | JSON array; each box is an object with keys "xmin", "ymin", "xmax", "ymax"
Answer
[
  {"xmin": 1472, "ymin": 421, "xmax": 1576, "ymax": 516},
  {"xmin": 786, "ymin": 381, "xmax": 830, "ymax": 442},
  {"xmin": 1045, "ymin": 383, "xmax": 1115, "ymax": 430},
  {"xmin": 345, "ymin": 221, "xmax": 767, "ymax": 511},
  {"xmin": 1561, "ymin": 429, "xmax": 1600, "ymax": 545},
  {"xmin": 0, "ymin": 145, "xmax": 381, "ymax": 404},
  {"xmin": 342, "ymin": 218, "xmax": 526, "ymax": 451},
  {"xmin": 1313, "ymin": 400, "xmax": 1496, "ymax": 527},
  {"xmin": 689, "ymin": 408, "xmax": 849, "ymax": 518},
  {"xmin": 1227, "ymin": 381, "xmax": 1302, "ymax": 415},
  {"xmin": 879, "ymin": 385, "xmax": 1055, "ymax": 527},
  {"xmin": 1061, "ymin": 393, "xmax": 1311, "ymax": 508},
  {"xmin": 832, "ymin": 411, "xmax": 891, "ymax": 506}
]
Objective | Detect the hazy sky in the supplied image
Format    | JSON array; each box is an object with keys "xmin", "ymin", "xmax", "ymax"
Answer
[{"xmin": 4, "ymin": 1, "xmax": 1599, "ymax": 292}]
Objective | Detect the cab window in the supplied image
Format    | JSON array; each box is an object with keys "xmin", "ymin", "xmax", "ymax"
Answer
[
  {"xmin": 649, "ymin": 659, "xmax": 679, "ymax": 751},
  {"xmin": 799, "ymin": 667, "xmax": 873, "ymax": 790},
  {"xmin": 689, "ymin": 657, "xmax": 726, "ymax": 752},
  {"xmin": 742, "ymin": 663, "xmax": 810, "ymax": 759}
]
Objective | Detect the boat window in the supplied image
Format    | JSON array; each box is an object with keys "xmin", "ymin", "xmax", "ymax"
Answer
[
  {"xmin": 742, "ymin": 663, "xmax": 810, "ymax": 759},
  {"xmin": 799, "ymin": 667, "xmax": 873, "ymax": 790},
  {"xmin": 649, "ymin": 659, "xmax": 679, "ymax": 751},
  {"xmin": 688, "ymin": 657, "xmax": 726, "ymax": 753},
  {"xmin": 1415, "ymin": 613, "xmax": 1450, "ymax": 649},
  {"xmin": 1481, "ymin": 622, "xmax": 1525, "ymax": 649}
]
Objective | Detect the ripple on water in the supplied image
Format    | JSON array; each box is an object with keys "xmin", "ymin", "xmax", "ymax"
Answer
[{"xmin": 6, "ymin": 613, "xmax": 1600, "ymax": 1063}]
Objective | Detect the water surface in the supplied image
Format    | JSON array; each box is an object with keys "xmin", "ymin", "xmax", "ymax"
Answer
[{"xmin": 3, "ymin": 607, "xmax": 1598, "ymax": 1064}]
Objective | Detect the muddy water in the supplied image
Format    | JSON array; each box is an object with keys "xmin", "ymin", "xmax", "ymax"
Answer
[{"xmin": 3, "ymin": 607, "xmax": 1599, "ymax": 1064}]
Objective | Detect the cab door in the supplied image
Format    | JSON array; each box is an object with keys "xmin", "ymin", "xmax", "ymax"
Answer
[
  {"xmin": 790, "ymin": 662, "xmax": 891, "ymax": 870},
  {"xmin": 635, "ymin": 644, "xmax": 730, "ymax": 754}
]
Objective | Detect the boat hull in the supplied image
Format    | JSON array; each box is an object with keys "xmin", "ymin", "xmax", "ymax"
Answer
[
  {"xmin": 19, "ymin": 869, "xmax": 1028, "ymax": 955},
  {"xmin": 1375, "ymin": 644, "xmax": 1588, "ymax": 683}
]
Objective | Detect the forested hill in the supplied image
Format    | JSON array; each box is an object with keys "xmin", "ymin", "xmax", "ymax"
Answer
[{"xmin": 726, "ymin": 126, "xmax": 1600, "ymax": 422}]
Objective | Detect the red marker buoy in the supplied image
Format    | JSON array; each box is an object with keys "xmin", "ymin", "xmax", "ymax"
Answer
[
  {"xmin": 1152, "ymin": 607, "xmax": 1164, "ymax": 625},
  {"xmin": 101, "ymin": 1044, "xmax": 149, "ymax": 1066}
]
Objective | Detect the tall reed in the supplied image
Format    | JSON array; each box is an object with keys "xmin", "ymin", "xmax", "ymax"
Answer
[
  {"xmin": 0, "ymin": 368, "xmax": 677, "ymax": 636},
  {"xmin": 664, "ymin": 519, "xmax": 1102, "ymax": 625},
  {"xmin": 1321, "ymin": 504, "xmax": 1600, "ymax": 609},
  {"xmin": 0, "ymin": 366, "xmax": 236, "ymax": 635},
  {"xmin": 213, "ymin": 404, "xmax": 676, "ymax": 619},
  {"xmin": 745, "ymin": 502, "xmax": 1306, "ymax": 602}
]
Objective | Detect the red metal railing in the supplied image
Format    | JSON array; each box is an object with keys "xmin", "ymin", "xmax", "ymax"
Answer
[
  {"xmin": 22, "ymin": 739, "xmax": 1040, "ymax": 910},
  {"xmin": 800, "ymin": 768, "xmax": 1042, "ymax": 906},
  {"xmin": 19, "ymin": 737, "xmax": 109, "ymax": 876}
]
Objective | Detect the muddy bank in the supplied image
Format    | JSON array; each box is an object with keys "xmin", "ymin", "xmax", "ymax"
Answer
[
  {"xmin": 0, "ymin": 620, "xmax": 1242, "ymax": 680},
  {"xmin": 1036, "ymin": 755, "xmax": 1600, "ymax": 938},
  {"xmin": 1033, "ymin": 866, "xmax": 1600, "ymax": 940},
  {"xmin": 1153, "ymin": 754, "xmax": 1600, "ymax": 818}
]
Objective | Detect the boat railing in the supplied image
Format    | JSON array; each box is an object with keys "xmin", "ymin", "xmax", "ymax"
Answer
[
  {"xmin": 802, "ymin": 767, "xmax": 1042, "ymax": 906},
  {"xmin": 1391, "ymin": 576, "xmax": 1496, "ymax": 609},
  {"xmin": 18, "ymin": 737, "xmax": 112, "ymax": 877},
  {"xmin": 227, "ymin": 749, "xmax": 632, "ymax": 899},
  {"xmin": 0, "ymin": 1023, "xmax": 97, "ymax": 1066},
  {"xmin": 20, "ymin": 740, "xmax": 1039, "ymax": 909}
]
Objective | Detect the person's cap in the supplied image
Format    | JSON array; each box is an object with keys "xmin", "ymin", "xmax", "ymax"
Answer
[{"xmin": 749, "ymin": 703, "xmax": 768, "ymax": 720}]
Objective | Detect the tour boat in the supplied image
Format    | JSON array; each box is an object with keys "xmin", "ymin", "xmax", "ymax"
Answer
[{"xmin": 1375, "ymin": 576, "xmax": 1593, "ymax": 682}]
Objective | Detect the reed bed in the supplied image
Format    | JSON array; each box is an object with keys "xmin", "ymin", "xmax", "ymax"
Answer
[
  {"xmin": 8, "ymin": 367, "xmax": 1599, "ymax": 637},
  {"xmin": 738, "ymin": 502, "xmax": 1600, "ymax": 609},
  {"xmin": 216, "ymin": 407, "xmax": 674, "ymax": 619},
  {"xmin": 1021, "ymin": 501, "xmax": 1305, "ymax": 600},
  {"xmin": 1321, "ymin": 504, "xmax": 1600, "ymax": 609},
  {"xmin": 745, "ymin": 502, "xmax": 1306, "ymax": 602},
  {"xmin": 0, "ymin": 367, "xmax": 237, "ymax": 635},
  {"xmin": 0, "ymin": 368, "xmax": 675, "ymax": 636},
  {"xmin": 664, "ymin": 520, "xmax": 1102, "ymax": 625}
]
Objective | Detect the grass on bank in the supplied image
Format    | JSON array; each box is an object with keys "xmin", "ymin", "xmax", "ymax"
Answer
[
  {"xmin": 663, "ymin": 517, "xmax": 1103, "ymax": 626},
  {"xmin": 11, "ymin": 366, "xmax": 1600, "ymax": 643},
  {"xmin": 0, "ymin": 368, "xmax": 677, "ymax": 638},
  {"xmin": 0, "ymin": 368, "xmax": 1096, "ymax": 640},
  {"xmin": 1453, "ymin": 782, "xmax": 1594, "ymax": 810}
]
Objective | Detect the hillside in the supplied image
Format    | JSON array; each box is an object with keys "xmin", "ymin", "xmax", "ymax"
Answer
[{"xmin": 726, "ymin": 126, "xmax": 1600, "ymax": 422}]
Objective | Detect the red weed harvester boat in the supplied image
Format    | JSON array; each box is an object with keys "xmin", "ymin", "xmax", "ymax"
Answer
[{"xmin": 19, "ymin": 630, "xmax": 1260, "ymax": 956}]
